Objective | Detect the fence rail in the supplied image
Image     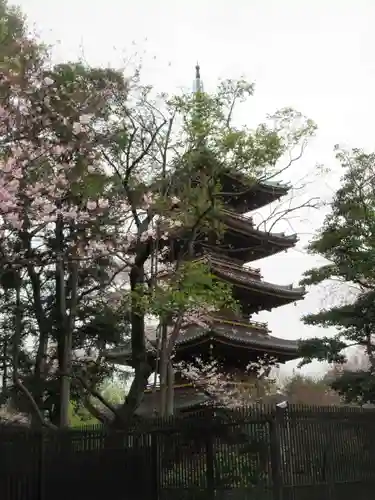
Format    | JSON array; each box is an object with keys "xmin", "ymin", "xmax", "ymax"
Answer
[{"xmin": 1, "ymin": 404, "xmax": 375, "ymax": 500}]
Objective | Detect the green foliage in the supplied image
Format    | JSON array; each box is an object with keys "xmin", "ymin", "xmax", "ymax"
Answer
[
  {"xmin": 303, "ymin": 148, "xmax": 375, "ymax": 287},
  {"xmin": 304, "ymin": 291, "xmax": 375, "ymax": 337},
  {"xmin": 68, "ymin": 402, "xmax": 98, "ymax": 427},
  {"xmin": 171, "ymin": 82, "xmax": 315, "ymax": 183},
  {"xmin": 329, "ymin": 370, "xmax": 375, "ymax": 405},
  {"xmin": 69, "ymin": 379, "xmax": 126, "ymax": 427},
  {"xmin": 299, "ymin": 147, "xmax": 375, "ymax": 403},
  {"xmin": 134, "ymin": 261, "xmax": 236, "ymax": 321},
  {"xmin": 298, "ymin": 337, "xmax": 347, "ymax": 367},
  {"xmin": 299, "ymin": 264, "xmax": 337, "ymax": 286}
]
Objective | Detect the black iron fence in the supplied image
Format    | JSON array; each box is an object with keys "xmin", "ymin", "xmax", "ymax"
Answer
[{"xmin": 1, "ymin": 405, "xmax": 375, "ymax": 500}]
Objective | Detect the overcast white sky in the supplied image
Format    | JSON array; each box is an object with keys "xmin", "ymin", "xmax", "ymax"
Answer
[{"xmin": 14, "ymin": 0, "xmax": 375, "ymax": 376}]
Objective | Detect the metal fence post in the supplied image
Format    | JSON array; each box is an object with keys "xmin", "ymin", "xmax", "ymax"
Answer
[
  {"xmin": 151, "ymin": 432, "xmax": 160, "ymax": 500},
  {"xmin": 37, "ymin": 430, "xmax": 45, "ymax": 500},
  {"xmin": 269, "ymin": 409, "xmax": 284, "ymax": 500},
  {"xmin": 206, "ymin": 433, "xmax": 215, "ymax": 500}
]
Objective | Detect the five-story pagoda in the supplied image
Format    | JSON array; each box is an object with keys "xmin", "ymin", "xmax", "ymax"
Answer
[{"xmin": 105, "ymin": 67, "xmax": 305, "ymax": 416}]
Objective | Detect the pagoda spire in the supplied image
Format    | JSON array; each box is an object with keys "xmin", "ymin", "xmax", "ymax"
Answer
[
  {"xmin": 193, "ymin": 62, "xmax": 203, "ymax": 92},
  {"xmin": 195, "ymin": 62, "xmax": 201, "ymax": 82}
]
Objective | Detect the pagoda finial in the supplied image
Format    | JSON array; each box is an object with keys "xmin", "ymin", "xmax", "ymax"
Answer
[
  {"xmin": 195, "ymin": 62, "xmax": 200, "ymax": 80},
  {"xmin": 193, "ymin": 62, "xmax": 203, "ymax": 92}
]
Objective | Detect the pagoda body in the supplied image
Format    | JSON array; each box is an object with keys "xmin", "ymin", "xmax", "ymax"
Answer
[{"xmin": 106, "ymin": 171, "xmax": 305, "ymax": 416}]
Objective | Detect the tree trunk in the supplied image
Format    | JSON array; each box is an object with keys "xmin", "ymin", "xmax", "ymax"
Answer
[
  {"xmin": 110, "ymin": 261, "xmax": 152, "ymax": 428},
  {"xmin": 166, "ymin": 362, "xmax": 174, "ymax": 417},
  {"xmin": 1, "ymin": 338, "xmax": 8, "ymax": 397},
  {"xmin": 365, "ymin": 326, "xmax": 375, "ymax": 371},
  {"xmin": 54, "ymin": 212, "xmax": 76, "ymax": 429},
  {"xmin": 57, "ymin": 253, "xmax": 71, "ymax": 428},
  {"xmin": 22, "ymin": 231, "xmax": 49, "ymax": 416},
  {"xmin": 12, "ymin": 280, "xmax": 21, "ymax": 384},
  {"xmin": 159, "ymin": 322, "xmax": 168, "ymax": 417}
]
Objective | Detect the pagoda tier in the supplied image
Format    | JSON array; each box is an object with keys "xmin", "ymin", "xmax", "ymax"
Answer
[
  {"xmin": 133, "ymin": 384, "xmax": 211, "ymax": 417},
  {"xmin": 155, "ymin": 158, "xmax": 290, "ymax": 216},
  {"xmin": 159, "ymin": 254, "xmax": 305, "ymax": 315},
  {"xmin": 165, "ymin": 208, "xmax": 298, "ymax": 264},
  {"xmin": 132, "ymin": 381, "xmax": 290, "ymax": 416},
  {"xmin": 205, "ymin": 254, "xmax": 304, "ymax": 314},
  {"xmin": 218, "ymin": 171, "xmax": 290, "ymax": 214},
  {"xmin": 104, "ymin": 316, "xmax": 298, "ymax": 371}
]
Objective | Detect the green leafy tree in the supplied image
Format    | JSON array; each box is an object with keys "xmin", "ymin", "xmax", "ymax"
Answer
[{"xmin": 299, "ymin": 147, "xmax": 375, "ymax": 404}]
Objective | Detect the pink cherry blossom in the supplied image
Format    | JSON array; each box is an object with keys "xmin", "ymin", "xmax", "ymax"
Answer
[
  {"xmin": 86, "ymin": 201, "xmax": 97, "ymax": 211},
  {"xmin": 79, "ymin": 114, "xmax": 93, "ymax": 125},
  {"xmin": 72, "ymin": 122, "xmax": 82, "ymax": 134},
  {"xmin": 43, "ymin": 76, "xmax": 54, "ymax": 86},
  {"xmin": 98, "ymin": 199, "xmax": 109, "ymax": 209}
]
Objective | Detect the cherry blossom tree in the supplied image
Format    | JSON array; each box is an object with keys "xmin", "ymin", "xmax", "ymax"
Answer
[
  {"xmin": 0, "ymin": 1, "xmax": 132, "ymax": 427},
  {"xmin": 175, "ymin": 356, "xmax": 278, "ymax": 409}
]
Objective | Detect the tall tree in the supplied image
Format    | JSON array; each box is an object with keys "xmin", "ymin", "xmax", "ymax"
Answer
[
  {"xmin": 298, "ymin": 147, "xmax": 375, "ymax": 404},
  {"xmin": 0, "ymin": 0, "xmax": 131, "ymax": 427}
]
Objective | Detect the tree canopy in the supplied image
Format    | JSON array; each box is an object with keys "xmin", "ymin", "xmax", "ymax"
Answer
[{"xmin": 299, "ymin": 147, "xmax": 375, "ymax": 404}]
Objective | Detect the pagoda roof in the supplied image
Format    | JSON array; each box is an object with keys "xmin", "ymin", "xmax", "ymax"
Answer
[
  {"xmin": 219, "ymin": 171, "xmax": 290, "ymax": 213},
  {"xmin": 104, "ymin": 316, "xmax": 299, "ymax": 367},
  {"xmin": 169, "ymin": 322, "xmax": 298, "ymax": 356},
  {"xmin": 152, "ymin": 162, "xmax": 290, "ymax": 215},
  {"xmin": 258, "ymin": 179, "xmax": 290, "ymax": 195},
  {"xmin": 204, "ymin": 254, "xmax": 305, "ymax": 302},
  {"xmin": 163, "ymin": 209, "xmax": 299, "ymax": 263},
  {"xmin": 158, "ymin": 254, "xmax": 305, "ymax": 312},
  {"xmin": 134, "ymin": 384, "xmax": 211, "ymax": 416},
  {"xmin": 218, "ymin": 210, "xmax": 297, "ymax": 262},
  {"xmin": 218, "ymin": 209, "xmax": 298, "ymax": 251}
]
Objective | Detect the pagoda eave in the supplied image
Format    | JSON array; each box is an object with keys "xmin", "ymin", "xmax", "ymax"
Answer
[
  {"xmin": 165, "ymin": 227, "xmax": 298, "ymax": 264},
  {"xmin": 219, "ymin": 210, "xmax": 298, "ymax": 246},
  {"xmin": 218, "ymin": 273, "xmax": 305, "ymax": 312},
  {"xmin": 220, "ymin": 172, "xmax": 290, "ymax": 213},
  {"xmin": 135, "ymin": 384, "xmax": 211, "ymax": 417},
  {"xmin": 203, "ymin": 254, "xmax": 306, "ymax": 312},
  {"xmin": 151, "ymin": 207, "xmax": 298, "ymax": 264},
  {"xmin": 171, "ymin": 325, "xmax": 299, "ymax": 365},
  {"xmin": 104, "ymin": 319, "xmax": 299, "ymax": 368}
]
